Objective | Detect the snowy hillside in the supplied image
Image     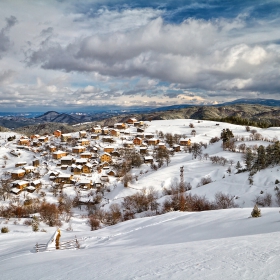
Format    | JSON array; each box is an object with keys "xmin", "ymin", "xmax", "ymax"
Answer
[
  {"xmin": 2, "ymin": 209, "xmax": 280, "ymax": 279},
  {"xmin": 1, "ymin": 119, "xmax": 280, "ymax": 279}
]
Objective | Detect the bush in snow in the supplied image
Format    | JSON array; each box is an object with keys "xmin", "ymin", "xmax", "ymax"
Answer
[
  {"xmin": 1, "ymin": 226, "xmax": 9, "ymax": 233},
  {"xmin": 32, "ymin": 216, "xmax": 39, "ymax": 232},
  {"xmin": 214, "ymin": 192, "xmax": 237, "ymax": 209},
  {"xmin": 39, "ymin": 202, "xmax": 61, "ymax": 227},
  {"xmin": 87, "ymin": 216, "xmax": 101, "ymax": 231},
  {"xmin": 251, "ymin": 204, "xmax": 261, "ymax": 218},
  {"xmin": 253, "ymin": 193, "xmax": 272, "ymax": 207}
]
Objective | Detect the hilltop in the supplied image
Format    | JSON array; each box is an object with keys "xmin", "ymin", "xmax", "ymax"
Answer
[{"xmin": 9, "ymin": 103, "xmax": 280, "ymax": 136}]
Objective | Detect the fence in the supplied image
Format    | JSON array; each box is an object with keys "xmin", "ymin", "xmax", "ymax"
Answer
[{"xmin": 34, "ymin": 236, "xmax": 84, "ymax": 253}]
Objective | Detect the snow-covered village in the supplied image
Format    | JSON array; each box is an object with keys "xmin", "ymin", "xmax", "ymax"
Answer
[
  {"xmin": 2, "ymin": 0, "xmax": 280, "ymax": 278},
  {"xmin": 1, "ymin": 117, "xmax": 280, "ymax": 279}
]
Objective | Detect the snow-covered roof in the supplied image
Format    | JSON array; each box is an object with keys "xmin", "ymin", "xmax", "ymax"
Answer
[
  {"xmin": 53, "ymin": 150, "xmax": 67, "ymax": 155},
  {"xmin": 11, "ymin": 169, "xmax": 25, "ymax": 174}
]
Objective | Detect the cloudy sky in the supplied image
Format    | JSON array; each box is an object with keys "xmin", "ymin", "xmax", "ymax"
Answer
[{"xmin": 0, "ymin": 0, "xmax": 280, "ymax": 112}]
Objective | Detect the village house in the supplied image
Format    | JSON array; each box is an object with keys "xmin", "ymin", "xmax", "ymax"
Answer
[
  {"xmin": 144, "ymin": 133, "xmax": 154, "ymax": 139},
  {"xmin": 32, "ymin": 158, "xmax": 40, "ymax": 167},
  {"xmin": 72, "ymin": 165, "xmax": 83, "ymax": 175},
  {"xmin": 173, "ymin": 144, "xmax": 181, "ymax": 152},
  {"xmin": 60, "ymin": 156, "xmax": 74, "ymax": 165},
  {"xmin": 144, "ymin": 156, "xmax": 154, "ymax": 164},
  {"xmin": 133, "ymin": 137, "xmax": 143, "ymax": 146},
  {"xmin": 79, "ymin": 131, "xmax": 87, "ymax": 138},
  {"xmin": 49, "ymin": 145, "xmax": 57, "ymax": 152},
  {"xmin": 100, "ymin": 152, "xmax": 112, "ymax": 163},
  {"xmin": 11, "ymin": 169, "xmax": 25, "ymax": 180},
  {"xmin": 126, "ymin": 118, "xmax": 137, "ymax": 125},
  {"xmin": 78, "ymin": 179, "xmax": 93, "ymax": 189},
  {"xmin": 53, "ymin": 130, "xmax": 62, "ymax": 137},
  {"xmin": 135, "ymin": 133, "xmax": 144, "ymax": 139},
  {"xmin": 38, "ymin": 136, "xmax": 48, "ymax": 142},
  {"xmin": 61, "ymin": 165, "xmax": 68, "ymax": 170},
  {"xmin": 123, "ymin": 141, "xmax": 134, "ymax": 148},
  {"xmin": 61, "ymin": 133, "xmax": 72, "ymax": 142},
  {"xmin": 55, "ymin": 174, "xmax": 73, "ymax": 184},
  {"xmin": 23, "ymin": 165, "xmax": 35, "ymax": 174},
  {"xmin": 114, "ymin": 123, "xmax": 127, "ymax": 130},
  {"xmin": 107, "ymin": 169, "xmax": 117, "ymax": 177},
  {"xmin": 17, "ymin": 138, "xmax": 30, "ymax": 146},
  {"xmin": 111, "ymin": 151, "xmax": 120, "ymax": 157},
  {"xmin": 30, "ymin": 134, "xmax": 40, "ymax": 140},
  {"xmin": 75, "ymin": 158, "xmax": 88, "ymax": 165},
  {"xmin": 158, "ymin": 142, "xmax": 166, "ymax": 149},
  {"xmin": 137, "ymin": 128, "xmax": 145, "ymax": 133},
  {"xmin": 104, "ymin": 146, "xmax": 114, "ymax": 153},
  {"xmin": 82, "ymin": 163, "xmax": 93, "ymax": 173},
  {"xmin": 92, "ymin": 126, "xmax": 102, "ymax": 133},
  {"xmin": 31, "ymin": 179, "xmax": 42, "ymax": 188},
  {"xmin": 80, "ymin": 152, "xmax": 92, "ymax": 159},
  {"xmin": 91, "ymin": 134, "xmax": 99, "ymax": 140},
  {"xmin": 94, "ymin": 181, "xmax": 103, "ymax": 189},
  {"xmin": 110, "ymin": 129, "xmax": 120, "ymax": 137},
  {"xmin": 102, "ymin": 127, "xmax": 109, "ymax": 135},
  {"xmin": 147, "ymin": 138, "xmax": 159, "ymax": 145},
  {"xmin": 12, "ymin": 180, "xmax": 29, "ymax": 190},
  {"xmin": 102, "ymin": 136, "xmax": 114, "ymax": 143},
  {"xmin": 78, "ymin": 139, "xmax": 90, "ymax": 146},
  {"xmin": 72, "ymin": 146, "xmax": 86, "ymax": 154},
  {"xmin": 32, "ymin": 140, "xmax": 41, "ymax": 147},
  {"xmin": 52, "ymin": 150, "xmax": 68, "ymax": 159},
  {"xmin": 179, "ymin": 138, "xmax": 191, "ymax": 146},
  {"xmin": 25, "ymin": 186, "xmax": 36, "ymax": 193},
  {"xmin": 15, "ymin": 161, "xmax": 27, "ymax": 167},
  {"xmin": 49, "ymin": 171, "xmax": 59, "ymax": 181},
  {"xmin": 134, "ymin": 121, "xmax": 144, "ymax": 127},
  {"xmin": 140, "ymin": 147, "xmax": 148, "ymax": 154}
]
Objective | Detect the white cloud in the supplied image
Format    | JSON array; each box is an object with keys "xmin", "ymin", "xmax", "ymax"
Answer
[{"xmin": 0, "ymin": 1, "xmax": 279, "ymax": 110}]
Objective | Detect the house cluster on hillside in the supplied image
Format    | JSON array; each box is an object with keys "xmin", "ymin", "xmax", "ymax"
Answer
[{"xmin": 7, "ymin": 117, "xmax": 192, "ymax": 194}]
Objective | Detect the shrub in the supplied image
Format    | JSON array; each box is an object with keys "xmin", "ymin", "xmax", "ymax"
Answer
[
  {"xmin": 209, "ymin": 136, "xmax": 220, "ymax": 144},
  {"xmin": 39, "ymin": 202, "xmax": 60, "ymax": 227},
  {"xmin": 275, "ymin": 179, "xmax": 280, "ymax": 185},
  {"xmin": 200, "ymin": 176, "xmax": 213, "ymax": 186},
  {"xmin": 253, "ymin": 193, "xmax": 272, "ymax": 207},
  {"xmin": 32, "ymin": 216, "xmax": 39, "ymax": 232},
  {"xmin": 214, "ymin": 192, "xmax": 237, "ymax": 209},
  {"xmin": 1, "ymin": 227, "xmax": 9, "ymax": 233},
  {"xmin": 23, "ymin": 219, "xmax": 33, "ymax": 226},
  {"xmin": 87, "ymin": 216, "xmax": 101, "ymax": 231},
  {"xmin": 251, "ymin": 204, "xmax": 261, "ymax": 217}
]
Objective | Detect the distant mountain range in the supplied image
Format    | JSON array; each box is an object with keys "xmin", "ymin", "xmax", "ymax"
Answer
[{"xmin": 0, "ymin": 98, "xmax": 279, "ymax": 131}]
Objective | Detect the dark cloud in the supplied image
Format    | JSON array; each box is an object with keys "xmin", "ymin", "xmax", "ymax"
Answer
[
  {"xmin": 40, "ymin": 27, "xmax": 54, "ymax": 37},
  {"xmin": 0, "ymin": 16, "xmax": 17, "ymax": 57},
  {"xmin": 25, "ymin": 15, "xmax": 280, "ymax": 97}
]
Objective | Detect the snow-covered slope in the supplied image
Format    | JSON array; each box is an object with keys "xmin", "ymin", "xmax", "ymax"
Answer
[{"xmin": 1, "ymin": 209, "xmax": 280, "ymax": 279}]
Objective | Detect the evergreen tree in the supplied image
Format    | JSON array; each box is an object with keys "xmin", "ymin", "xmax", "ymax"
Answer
[
  {"xmin": 221, "ymin": 128, "xmax": 234, "ymax": 143},
  {"xmin": 255, "ymin": 145, "xmax": 266, "ymax": 170},
  {"xmin": 243, "ymin": 147, "xmax": 254, "ymax": 170},
  {"xmin": 235, "ymin": 161, "xmax": 241, "ymax": 170}
]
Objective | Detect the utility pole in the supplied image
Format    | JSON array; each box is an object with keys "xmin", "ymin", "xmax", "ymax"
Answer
[{"xmin": 180, "ymin": 166, "xmax": 184, "ymax": 189}]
